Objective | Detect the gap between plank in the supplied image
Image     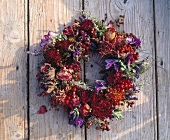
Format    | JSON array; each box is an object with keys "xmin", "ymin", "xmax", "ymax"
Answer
[
  {"xmin": 153, "ymin": 0, "xmax": 159, "ymax": 139},
  {"xmin": 26, "ymin": 0, "xmax": 87, "ymax": 139},
  {"xmin": 81, "ymin": 0, "xmax": 88, "ymax": 140},
  {"xmin": 26, "ymin": 0, "xmax": 30, "ymax": 139}
]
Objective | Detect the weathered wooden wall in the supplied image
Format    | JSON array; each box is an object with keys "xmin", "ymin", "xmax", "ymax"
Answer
[
  {"xmin": 0, "ymin": 0, "xmax": 28, "ymax": 140},
  {"xmin": 0, "ymin": 0, "xmax": 169, "ymax": 140}
]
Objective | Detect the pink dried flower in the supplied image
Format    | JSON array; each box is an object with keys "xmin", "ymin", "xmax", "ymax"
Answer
[{"xmin": 56, "ymin": 67, "xmax": 73, "ymax": 81}]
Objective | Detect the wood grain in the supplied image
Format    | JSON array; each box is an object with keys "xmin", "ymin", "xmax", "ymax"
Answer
[
  {"xmin": 0, "ymin": 0, "xmax": 169, "ymax": 140},
  {"xmin": 85, "ymin": 0, "xmax": 157, "ymax": 140},
  {"xmin": 0, "ymin": 0, "xmax": 28, "ymax": 139},
  {"xmin": 155, "ymin": 0, "xmax": 170, "ymax": 139},
  {"xmin": 28, "ymin": 0, "xmax": 85, "ymax": 140}
]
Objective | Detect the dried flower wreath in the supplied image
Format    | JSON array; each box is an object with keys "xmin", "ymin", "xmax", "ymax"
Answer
[{"xmin": 34, "ymin": 13, "xmax": 148, "ymax": 131}]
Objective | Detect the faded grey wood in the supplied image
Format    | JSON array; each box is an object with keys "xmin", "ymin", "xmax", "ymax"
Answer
[
  {"xmin": 85, "ymin": 0, "xmax": 157, "ymax": 140},
  {"xmin": 0, "ymin": 0, "xmax": 169, "ymax": 140},
  {"xmin": 0, "ymin": 0, "xmax": 28, "ymax": 139},
  {"xmin": 29, "ymin": 0, "xmax": 85, "ymax": 140},
  {"xmin": 155, "ymin": 0, "xmax": 170, "ymax": 139}
]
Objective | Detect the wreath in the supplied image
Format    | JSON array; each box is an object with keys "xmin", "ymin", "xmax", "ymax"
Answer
[{"xmin": 35, "ymin": 13, "xmax": 148, "ymax": 131}]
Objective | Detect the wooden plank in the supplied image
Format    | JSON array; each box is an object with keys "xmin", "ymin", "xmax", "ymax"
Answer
[
  {"xmin": 154, "ymin": 0, "xmax": 170, "ymax": 139},
  {"xmin": 0, "ymin": 0, "xmax": 28, "ymax": 140},
  {"xmin": 85, "ymin": 0, "xmax": 157, "ymax": 139},
  {"xmin": 29, "ymin": 0, "xmax": 85, "ymax": 140}
]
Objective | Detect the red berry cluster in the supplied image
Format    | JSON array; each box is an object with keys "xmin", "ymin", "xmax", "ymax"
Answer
[
  {"xmin": 107, "ymin": 70, "xmax": 123, "ymax": 87},
  {"xmin": 64, "ymin": 89, "xmax": 80, "ymax": 108},
  {"xmin": 87, "ymin": 119, "xmax": 110, "ymax": 131},
  {"xmin": 114, "ymin": 78, "xmax": 133, "ymax": 92},
  {"xmin": 107, "ymin": 88, "xmax": 125, "ymax": 106},
  {"xmin": 117, "ymin": 44, "xmax": 134, "ymax": 55},
  {"xmin": 67, "ymin": 63, "xmax": 81, "ymax": 80},
  {"xmin": 107, "ymin": 70, "xmax": 133, "ymax": 92},
  {"xmin": 96, "ymin": 121, "xmax": 110, "ymax": 131},
  {"xmin": 69, "ymin": 63, "xmax": 81, "ymax": 72}
]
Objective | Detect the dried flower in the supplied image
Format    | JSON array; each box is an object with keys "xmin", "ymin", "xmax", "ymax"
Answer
[
  {"xmin": 80, "ymin": 103, "xmax": 90, "ymax": 117},
  {"xmin": 126, "ymin": 37, "xmax": 141, "ymax": 46},
  {"xmin": 105, "ymin": 59, "xmax": 118, "ymax": 71},
  {"xmin": 40, "ymin": 31, "xmax": 58, "ymax": 49},
  {"xmin": 104, "ymin": 25, "xmax": 116, "ymax": 41},
  {"xmin": 80, "ymin": 19, "xmax": 93, "ymax": 31},
  {"xmin": 69, "ymin": 116, "xmax": 84, "ymax": 127},
  {"xmin": 56, "ymin": 67, "xmax": 73, "ymax": 81},
  {"xmin": 63, "ymin": 26, "xmax": 73, "ymax": 36},
  {"xmin": 95, "ymin": 80, "xmax": 107, "ymax": 92},
  {"xmin": 40, "ymin": 63, "xmax": 55, "ymax": 80},
  {"xmin": 91, "ymin": 93, "xmax": 112, "ymax": 120}
]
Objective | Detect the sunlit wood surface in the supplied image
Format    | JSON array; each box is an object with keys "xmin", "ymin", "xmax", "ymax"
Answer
[{"xmin": 0, "ymin": 0, "xmax": 169, "ymax": 140}]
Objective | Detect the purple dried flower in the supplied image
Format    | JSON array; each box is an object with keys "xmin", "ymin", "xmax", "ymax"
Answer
[
  {"xmin": 133, "ymin": 38, "xmax": 141, "ymax": 46},
  {"xmin": 73, "ymin": 50, "xmax": 81, "ymax": 57},
  {"xmin": 105, "ymin": 59, "xmax": 118, "ymax": 71},
  {"xmin": 133, "ymin": 83, "xmax": 137, "ymax": 92},
  {"xmin": 69, "ymin": 117, "xmax": 83, "ymax": 127},
  {"xmin": 40, "ymin": 31, "xmax": 58, "ymax": 49},
  {"xmin": 126, "ymin": 37, "xmax": 141, "ymax": 46},
  {"xmin": 75, "ymin": 117, "xmax": 84, "ymax": 126},
  {"xmin": 126, "ymin": 54, "xmax": 133, "ymax": 66},
  {"xmin": 95, "ymin": 80, "xmax": 107, "ymax": 92}
]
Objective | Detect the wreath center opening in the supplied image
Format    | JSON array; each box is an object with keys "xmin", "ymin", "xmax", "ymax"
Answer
[{"xmin": 85, "ymin": 52, "xmax": 105, "ymax": 87}]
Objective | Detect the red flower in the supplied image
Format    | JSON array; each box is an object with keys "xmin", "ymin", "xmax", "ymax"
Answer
[
  {"xmin": 80, "ymin": 90, "xmax": 91, "ymax": 103},
  {"xmin": 91, "ymin": 93, "xmax": 112, "ymax": 120},
  {"xmin": 69, "ymin": 62, "xmax": 81, "ymax": 72},
  {"xmin": 57, "ymin": 40, "xmax": 70, "ymax": 48},
  {"xmin": 80, "ymin": 103, "xmax": 90, "ymax": 117},
  {"xmin": 51, "ymin": 90, "xmax": 67, "ymax": 107},
  {"xmin": 63, "ymin": 26, "xmax": 73, "ymax": 36},
  {"xmin": 80, "ymin": 20, "xmax": 93, "ymax": 31},
  {"xmin": 44, "ymin": 48, "xmax": 61, "ymax": 64}
]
